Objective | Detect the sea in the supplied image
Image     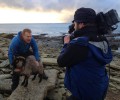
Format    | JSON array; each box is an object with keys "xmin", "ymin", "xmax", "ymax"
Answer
[
  {"xmin": 0, "ymin": 23, "xmax": 69, "ymax": 36},
  {"xmin": 0, "ymin": 23, "xmax": 120, "ymax": 36}
]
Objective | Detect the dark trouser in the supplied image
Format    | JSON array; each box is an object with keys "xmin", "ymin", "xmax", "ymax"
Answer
[
  {"xmin": 11, "ymin": 72, "xmax": 20, "ymax": 91},
  {"xmin": 11, "ymin": 51, "xmax": 33, "ymax": 92}
]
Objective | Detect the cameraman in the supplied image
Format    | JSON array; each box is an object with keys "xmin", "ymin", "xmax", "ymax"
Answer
[{"xmin": 57, "ymin": 8, "xmax": 113, "ymax": 100}]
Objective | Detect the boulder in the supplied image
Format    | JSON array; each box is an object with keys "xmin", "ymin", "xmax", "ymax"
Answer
[
  {"xmin": 42, "ymin": 58, "xmax": 58, "ymax": 66},
  {"xmin": 0, "ymin": 79, "xmax": 11, "ymax": 93},
  {"xmin": 0, "ymin": 59, "xmax": 9, "ymax": 68}
]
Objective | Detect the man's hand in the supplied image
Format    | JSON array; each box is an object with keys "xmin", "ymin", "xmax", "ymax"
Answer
[
  {"xmin": 64, "ymin": 35, "xmax": 70, "ymax": 44},
  {"xmin": 14, "ymin": 68, "xmax": 22, "ymax": 73},
  {"xmin": 34, "ymin": 61, "xmax": 39, "ymax": 66}
]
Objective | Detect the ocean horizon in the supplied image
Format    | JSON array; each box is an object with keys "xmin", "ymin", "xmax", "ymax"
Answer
[
  {"xmin": 0, "ymin": 23, "xmax": 120, "ymax": 36},
  {"xmin": 0, "ymin": 23, "xmax": 69, "ymax": 36}
]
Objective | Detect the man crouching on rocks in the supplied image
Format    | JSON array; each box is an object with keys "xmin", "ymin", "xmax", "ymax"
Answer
[{"xmin": 8, "ymin": 28, "xmax": 47, "ymax": 92}]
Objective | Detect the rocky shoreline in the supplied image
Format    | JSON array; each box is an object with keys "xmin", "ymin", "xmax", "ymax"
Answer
[{"xmin": 0, "ymin": 33, "xmax": 120, "ymax": 100}]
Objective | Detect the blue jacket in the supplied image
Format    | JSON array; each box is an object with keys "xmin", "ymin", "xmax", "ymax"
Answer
[
  {"xmin": 8, "ymin": 31, "xmax": 40, "ymax": 65},
  {"xmin": 57, "ymin": 36, "xmax": 112, "ymax": 100}
]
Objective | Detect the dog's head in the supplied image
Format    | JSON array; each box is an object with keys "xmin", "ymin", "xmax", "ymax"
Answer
[{"xmin": 13, "ymin": 56, "xmax": 26, "ymax": 69}]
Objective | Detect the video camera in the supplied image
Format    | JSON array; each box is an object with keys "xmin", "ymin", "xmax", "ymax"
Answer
[
  {"xmin": 96, "ymin": 9, "xmax": 120, "ymax": 35},
  {"xmin": 68, "ymin": 24, "xmax": 75, "ymax": 34},
  {"xmin": 63, "ymin": 9, "xmax": 120, "ymax": 44},
  {"xmin": 68, "ymin": 9, "xmax": 120, "ymax": 35}
]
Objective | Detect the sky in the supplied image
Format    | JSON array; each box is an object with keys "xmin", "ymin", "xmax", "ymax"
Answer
[{"xmin": 0, "ymin": 0, "xmax": 120, "ymax": 23}]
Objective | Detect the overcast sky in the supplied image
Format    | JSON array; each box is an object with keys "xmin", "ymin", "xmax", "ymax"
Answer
[{"xmin": 0, "ymin": 0, "xmax": 120, "ymax": 23}]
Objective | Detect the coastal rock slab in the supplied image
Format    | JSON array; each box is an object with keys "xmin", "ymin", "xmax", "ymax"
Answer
[
  {"xmin": 42, "ymin": 58, "xmax": 58, "ymax": 66},
  {"xmin": 0, "ymin": 74, "xmax": 11, "ymax": 80},
  {"xmin": 0, "ymin": 33, "xmax": 14, "ymax": 39},
  {"xmin": 0, "ymin": 59, "xmax": 9, "ymax": 68},
  {"xmin": 0, "ymin": 79, "xmax": 11, "ymax": 93},
  {"xmin": 58, "ymin": 73, "xmax": 65, "ymax": 79},
  {"xmin": 8, "ymin": 69, "xmax": 58, "ymax": 100}
]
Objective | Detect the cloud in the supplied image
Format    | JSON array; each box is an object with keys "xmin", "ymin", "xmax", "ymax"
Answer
[
  {"xmin": 0, "ymin": 0, "xmax": 120, "ymax": 22},
  {"xmin": 0, "ymin": 0, "xmax": 120, "ymax": 11}
]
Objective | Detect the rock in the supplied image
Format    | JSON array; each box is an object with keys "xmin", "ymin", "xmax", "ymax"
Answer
[
  {"xmin": 0, "ymin": 33, "xmax": 14, "ymax": 39},
  {"xmin": 112, "ymin": 50, "xmax": 120, "ymax": 58},
  {"xmin": 65, "ymin": 90, "xmax": 72, "ymax": 98},
  {"xmin": 0, "ymin": 60, "xmax": 4, "ymax": 64},
  {"xmin": 0, "ymin": 79, "xmax": 11, "ymax": 93},
  {"xmin": 109, "ymin": 82, "xmax": 120, "ymax": 90},
  {"xmin": 0, "ymin": 49, "xmax": 8, "ymax": 60},
  {"xmin": 0, "ymin": 71, "xmax": 4, "ymax": 74},
  {"xmin": 44, "ymin": 66, "xmax": 53, "ymax": 70},
  {"xmin": 107, "ymin": 63, "xmax": 120, "ymax": 71},
  {"xmin": 44, "ymin": 66, "xmax": 61, "ymax": 71},
  {"xmin": 1, "ymin": 48, "xmax": 8, "ymax": 52},
  {"xmin": 0, "ymin": 49, "xmax": 2, "ymax": 53},
  {"xmin": 2, "ymin": 51, "xmax": 8, "ymax": 58},
  {"xmin": 0, "ymin": 94, "xmax": 8, "ymax": 100},
  {"xmin": 0, "ymin": 59, "xmax": 9, "ymax": 68},
  {"xmin": 1, "ymin": 68, "xmax": 11, "ymax": 74},
  {"xmin": 8, "ymin": 69, "xmax": 58, "ymax": 100},
  {"xmin": 0, "ymin": 56, "xmax": 8, "ymax": 60},
  {"xmin": 59, "ymin": 88, "xmax": 66, "ymax": 94},
  {"xmin": 0, "ymin": 94, "xmax": 3, "ymax": 99},
  {"xmin": 0, "ymin": 33, "xmax": 6, "ymax": 37},
  {"xmin": 0, "ymin": 74, "xmax": 12, "ymax": 80},
  {"xmin": 42, "ymin": 58, "xmax": 58, "ymax": 66},
  {"xmin": 46, "ymin": 88, "xmax": 66, "ymax": 100},
  {"xmin": 4, "ymin": 34, "xmax": 14, "ymax": 39},
  {"xmin": 110, "ymin": 77, "xmax": 120, "ymax": 84},
  {"xmin": 58, "ymin": 73, "xmax": 65, "ymax": 79},
  {"xmin": 46, "ymin": 88, "xmax": 63, "ymax": 100},
  {"xmin": 58, "ymin": 79, "xmax": 64, "ymax": 84},
  {"xmin": 0, "ymin": 53, "xmax": 3, "ymax": 59},
  {"xmin": 51, "ymin": 66, "xmax": 62, "ymax": 71},
  {"xmin": 41, "ymin": 54, "xmax": 50, "ymax": 58},
  {"xmin": 59, "ymin": 84, "xmax": 64, "ymax": 88}
]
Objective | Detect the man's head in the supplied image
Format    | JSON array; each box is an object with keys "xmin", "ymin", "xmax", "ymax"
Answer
[
  {"xmin": 22, "ymin": 28, "xmax": 32, "ymax": 43},
  {"xmin": 73, "ymin": 7, "xmax": 97, "ymax": 31}
]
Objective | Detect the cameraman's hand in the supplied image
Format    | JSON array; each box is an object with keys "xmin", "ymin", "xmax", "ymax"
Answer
[{"xmin": 64, "ymin": 35, "xmax": 70, "ymax": 44}]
